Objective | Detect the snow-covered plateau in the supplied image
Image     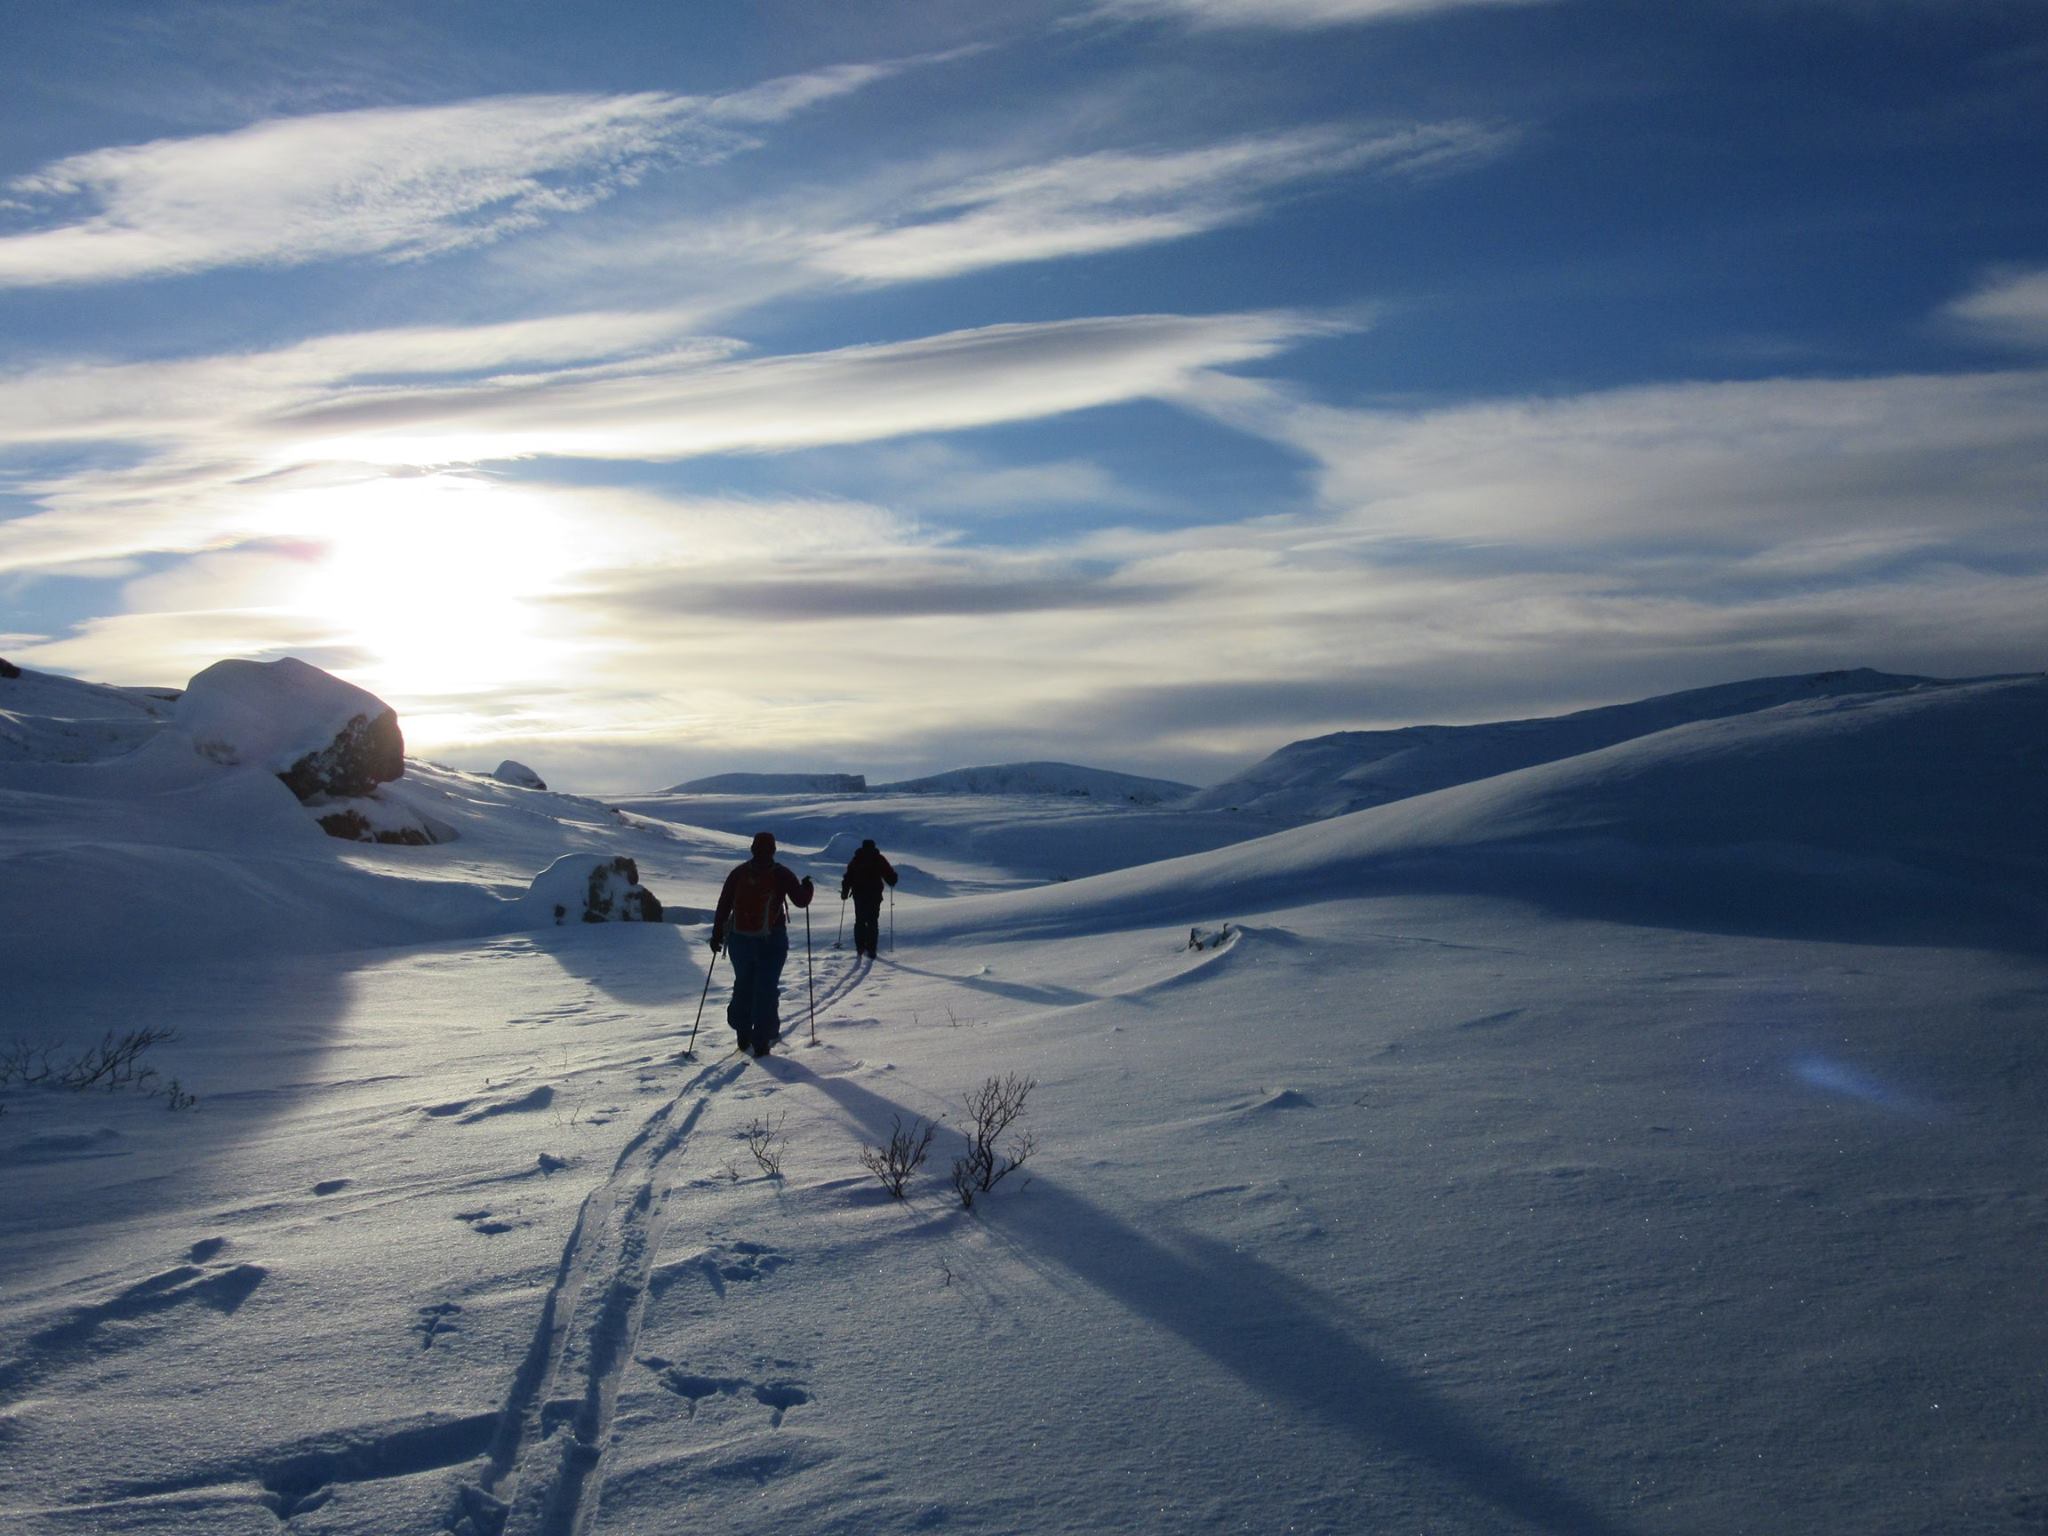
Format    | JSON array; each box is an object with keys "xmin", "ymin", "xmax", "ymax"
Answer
[{"xmin": 2, "ymin": 661, "xmax": 2044, "ymax": 1535}]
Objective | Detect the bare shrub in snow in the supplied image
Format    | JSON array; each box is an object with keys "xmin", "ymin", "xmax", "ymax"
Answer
[
  {"xmin": 0, "ymin": 1027, "xmax": 195, "ymax": 1108},
  {"xmin": 746, "ymin": 1112, "xmax": 788, "ymax": 1178},
  {"xmin": 951, "ymin": 1074, "xmax": 1035, "ymax": 1209},
  {"xmin": 860, "ymin": 1113, "xmax": 936, "ymax": 1198}
]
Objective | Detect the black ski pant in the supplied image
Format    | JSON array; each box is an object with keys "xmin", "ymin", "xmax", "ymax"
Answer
[{"xmin": 851, "ymin": 894, "xmax": 883, "ymax": 956}]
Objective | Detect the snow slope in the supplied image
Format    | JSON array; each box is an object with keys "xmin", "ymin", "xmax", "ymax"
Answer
[
  {"xmin": 3, "ymin": 662, "xmax": 2044, "ymax": 1536},
  {"xmin": 1184, "ymin": 667, "xmax": 1944, "ymax": 821},
  {"xmin": 914, "ymin": 675, "xmax": 2048, "ymax": 952}
]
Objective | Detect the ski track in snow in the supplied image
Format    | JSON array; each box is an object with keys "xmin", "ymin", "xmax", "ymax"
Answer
[{"xmin": 456, "ymin": 1051, "xmax": 749, "ymax": 1536}]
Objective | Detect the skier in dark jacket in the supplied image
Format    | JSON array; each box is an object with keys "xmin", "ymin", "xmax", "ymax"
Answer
[
  {"xmin": 710, "ymin": 831, "xmax": 813, "ymax": 1056},
  {"xmin": 839, "ymin": 838, "xmax": 897, "ymax": 959}
]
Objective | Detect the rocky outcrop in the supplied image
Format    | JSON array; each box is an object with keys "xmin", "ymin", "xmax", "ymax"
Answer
[
  {"xmin": 179, "ymin": 658, "xmax": 404, "ymax": 801},
  {"xmin": 494, "ymin": 760, "xmax": 547, "ymax": 790},
  {"xmin": 0, "ymin": 657, "xmax": 21, "ymax": 680},
  {"xmin": 278, "ymin": 710, "xmax": 404, "ymax": 800},
  {"xmin": 521, "ymin": 855, "xmax": 664, "ymax": 925},
  {"xmin": 314, "ymin": 796, "xmax": 449, "ymax": 846},
  {"xmin": 174, "ymin": 658, "xmax": 429, "ymax": 842}
]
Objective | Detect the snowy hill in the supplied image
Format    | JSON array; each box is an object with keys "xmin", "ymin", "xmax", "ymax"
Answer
[
  {"xmin": 1185, "ymin": 667, "xmax": 1944, "ymax": 821},
  {"xmin": 0, "ymin": 664, "xmax": 179, "ymax": 765},
  {"xmin": 874, "ymin": 760, "xmax": 1192, "ymax": 803},
  {"xmin": 4, "ymin": 658, "xmax": 2046, "ymax": 1536},
  {"xmin": 917, "ymin": 675, "xmax": 2048, "ymax": 952}
]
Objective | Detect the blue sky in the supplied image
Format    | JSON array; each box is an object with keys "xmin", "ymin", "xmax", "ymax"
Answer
[{"xmin": 3, "ymin": 0, "xmax": 2045, "ymax": 789}]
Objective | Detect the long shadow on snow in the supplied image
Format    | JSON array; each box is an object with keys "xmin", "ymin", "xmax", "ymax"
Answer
[
  {"xmin": 527, "ymin": 920, "xmax": 704, "ymax": 1009},
  {"xmin": 780, "ymin": 1059, "xmax": 1637, "ymax": 1536},
  {"xmin": 0, "ymin": 954, "xmax": 354, "ymax": 1274}
]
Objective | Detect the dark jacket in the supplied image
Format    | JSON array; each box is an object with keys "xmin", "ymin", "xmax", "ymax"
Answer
[
  {"xmin": 712, "ymin": 856, "xmax": 813, "ymax": 946},
  {"xmin": 840, "ymin": 845, "xmax": 898, "ymax": 903}
]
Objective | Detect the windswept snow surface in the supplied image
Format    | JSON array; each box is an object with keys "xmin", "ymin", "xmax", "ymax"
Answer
[{"xmin": 3, "ymin": 666, "xmax": 2045, "ymax": 1535}]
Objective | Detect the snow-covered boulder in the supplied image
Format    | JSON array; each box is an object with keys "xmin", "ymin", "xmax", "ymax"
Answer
[
  {"xmin": 314, "ymin": 793, "xmax": 455, "ymax": 847},
  {"xmin": 520, "ymin": 854, "xmax": 664, "ymax": 925},
  {"xmin": 177, "ymin": 658, "xmax": 403, "ymax": 801},
  {"xmin": 494, "ymin": 759, "xmax": 547, "ymax": 790}
]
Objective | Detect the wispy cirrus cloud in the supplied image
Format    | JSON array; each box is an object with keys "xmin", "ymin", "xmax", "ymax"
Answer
[
  {"xmin": 517, "ymin": 114, "xmax": 1513, "ymax": 312},
  {"xmin": 0, "ymin": 63, "xmax": 903, "ymax": 289},
  {"xmin": 0, "ymin": 306, "xmax": 1346, "ymax": 575},
  {"xmin": 1093, "ymin": 0, "xmax": 1553, "ymax": 31},
  {"xmin": 272, "ymin": 309, "xmax": 1348, "ymax": 466},
  {"xmin": 801, "ymin": 124, "xmax": 1511, "ymax": 283}
]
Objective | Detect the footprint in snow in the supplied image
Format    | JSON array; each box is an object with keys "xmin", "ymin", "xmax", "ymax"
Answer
[
  {"xmin": 456, "ymin": 1085, "xmax": 555, "ymax": 1123},
  {"xmin": 454, "ymin": 1209, "xmax": 520, "ymax": 1236},
  {"xmin": 1249, "ymin": 1088, "xmax": 1314, "ymax": 1113},
  {"xmin": 649, "ymin": 1241, "xmax": 790, "ymax": 1299},
  {"xmin": 639, "ymin": 1358, "xmax": 812, "ymax": 1426},
  {"xmin": 414, "ymin": 1301, "xmax": 463, "ymax": 1349}
]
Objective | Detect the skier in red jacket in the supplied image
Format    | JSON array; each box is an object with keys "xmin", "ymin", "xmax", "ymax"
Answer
[{"xmin": 710, "ymin": 831, "xmax": 814, "ymax": 1056}]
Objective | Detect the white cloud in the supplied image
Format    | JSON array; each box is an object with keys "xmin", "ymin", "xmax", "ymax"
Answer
[
  {"xmin": 1178, "ymin": 367, "xmax": 2048, "ymax": 550},
  {"xmin": 804, "ymin": 124, "xmax": 1509, "ymax": 283},
  {"xmin": 1094, "ymin": 0, "xmax": 1552, "ymax": 30},
  {"xmin": 0, "ymin": 63, "xmax": 902, "ymax": 288},
  {"xmin": 0, "ymin": 306, "xmax": 1344, "ymax": 576},
  {"xmin": 1945, "ymin": 266, "xmax": 2048, "ymax": 351},
  {"xmin": 272, "ymin": 310, "xmax": 1345, "ymax": 467}
]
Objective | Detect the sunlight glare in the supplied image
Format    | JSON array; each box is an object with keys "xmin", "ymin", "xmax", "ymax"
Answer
[{"xmin": 290, "ymin": 476, "xmax": 575, "ymax": 702}]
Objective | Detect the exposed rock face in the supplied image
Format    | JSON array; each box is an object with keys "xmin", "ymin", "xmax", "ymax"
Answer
[
  {"xmin": 0, "ymin": 657, "xmax": 20, "ymax": 679},
  {"xmin": 494, "ymin": 760, "xmax": 547, "ymax": 790},
  {"xmin": 522, "ymin": 854, "xmax": 664, "ymax": 925},
  {"xmin": 314, "ymin": 796, "xmax": 449, "ymax": 846},
  {"xmin": 278, "ymin": 709, "xmax": 405, "ymax": 800}
]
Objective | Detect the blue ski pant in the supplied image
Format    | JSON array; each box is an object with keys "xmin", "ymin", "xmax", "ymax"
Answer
[{"xmin": 725, "ymin": 928, "xmax": 789, "ymax": 1048}]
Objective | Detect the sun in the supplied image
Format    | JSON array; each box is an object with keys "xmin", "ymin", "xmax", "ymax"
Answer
[{"xmin": 289, "ymin": 475, "xmax": 576, "ymax": 703}]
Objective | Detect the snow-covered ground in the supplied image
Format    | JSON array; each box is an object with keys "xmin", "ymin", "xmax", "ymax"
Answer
[{"xmin": 3, "ymin": 664, "xmax": 2044, "ymax": 1534}]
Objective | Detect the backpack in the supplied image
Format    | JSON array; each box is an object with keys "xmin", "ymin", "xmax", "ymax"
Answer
[{"xmin": 728, "ymin": 862, "xmax": 785, "ymax": 937}]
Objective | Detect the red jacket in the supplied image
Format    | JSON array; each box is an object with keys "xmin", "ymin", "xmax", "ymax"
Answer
[{"xmin": 713, "ymin": 856, "xmax": 813, "ymax": 944}]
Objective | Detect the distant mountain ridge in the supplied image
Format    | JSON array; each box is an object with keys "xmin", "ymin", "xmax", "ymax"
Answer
[
  {"xmin": 874, "ymin": 761, "xmax": 1192, "ymax": 803},
  {"xmin": 659, "ymin": 761, "xmax": 1194, "ymax": 804},
  {"xmin": 667, "ymin": 772, "xmax": 868, "ymax": 794},
  {"xmin": 1184, "ymin": 669, "xmax": 1954, "ymax": 822}
]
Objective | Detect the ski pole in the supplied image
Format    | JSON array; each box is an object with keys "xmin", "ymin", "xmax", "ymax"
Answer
[
  {"xmin": 686, "ymin": 944, "xmax": 718, "ymax": 1056},
  {"xmin": 888, "ymin": 883, "xmax": 894, "ymax": 954},
  {"xmin": 805, "ymin": 905, "xmax": 817, "ymax": 1044},
  {"xmin": 835, "ymin": 896, "xmax": 845, "ymax": 949}
]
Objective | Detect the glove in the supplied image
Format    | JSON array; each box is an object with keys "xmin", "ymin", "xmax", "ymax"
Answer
[
  {"xmin": 839, "ymin": 885, "xmax": 849, "ymax": 900},
  {"xmin": 801, "ymin": 876, "xmax": 814, "ymax": 891},
  {"xmin": 708, "ymin": 933, "xmax": 723, "ymax": 955}
]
